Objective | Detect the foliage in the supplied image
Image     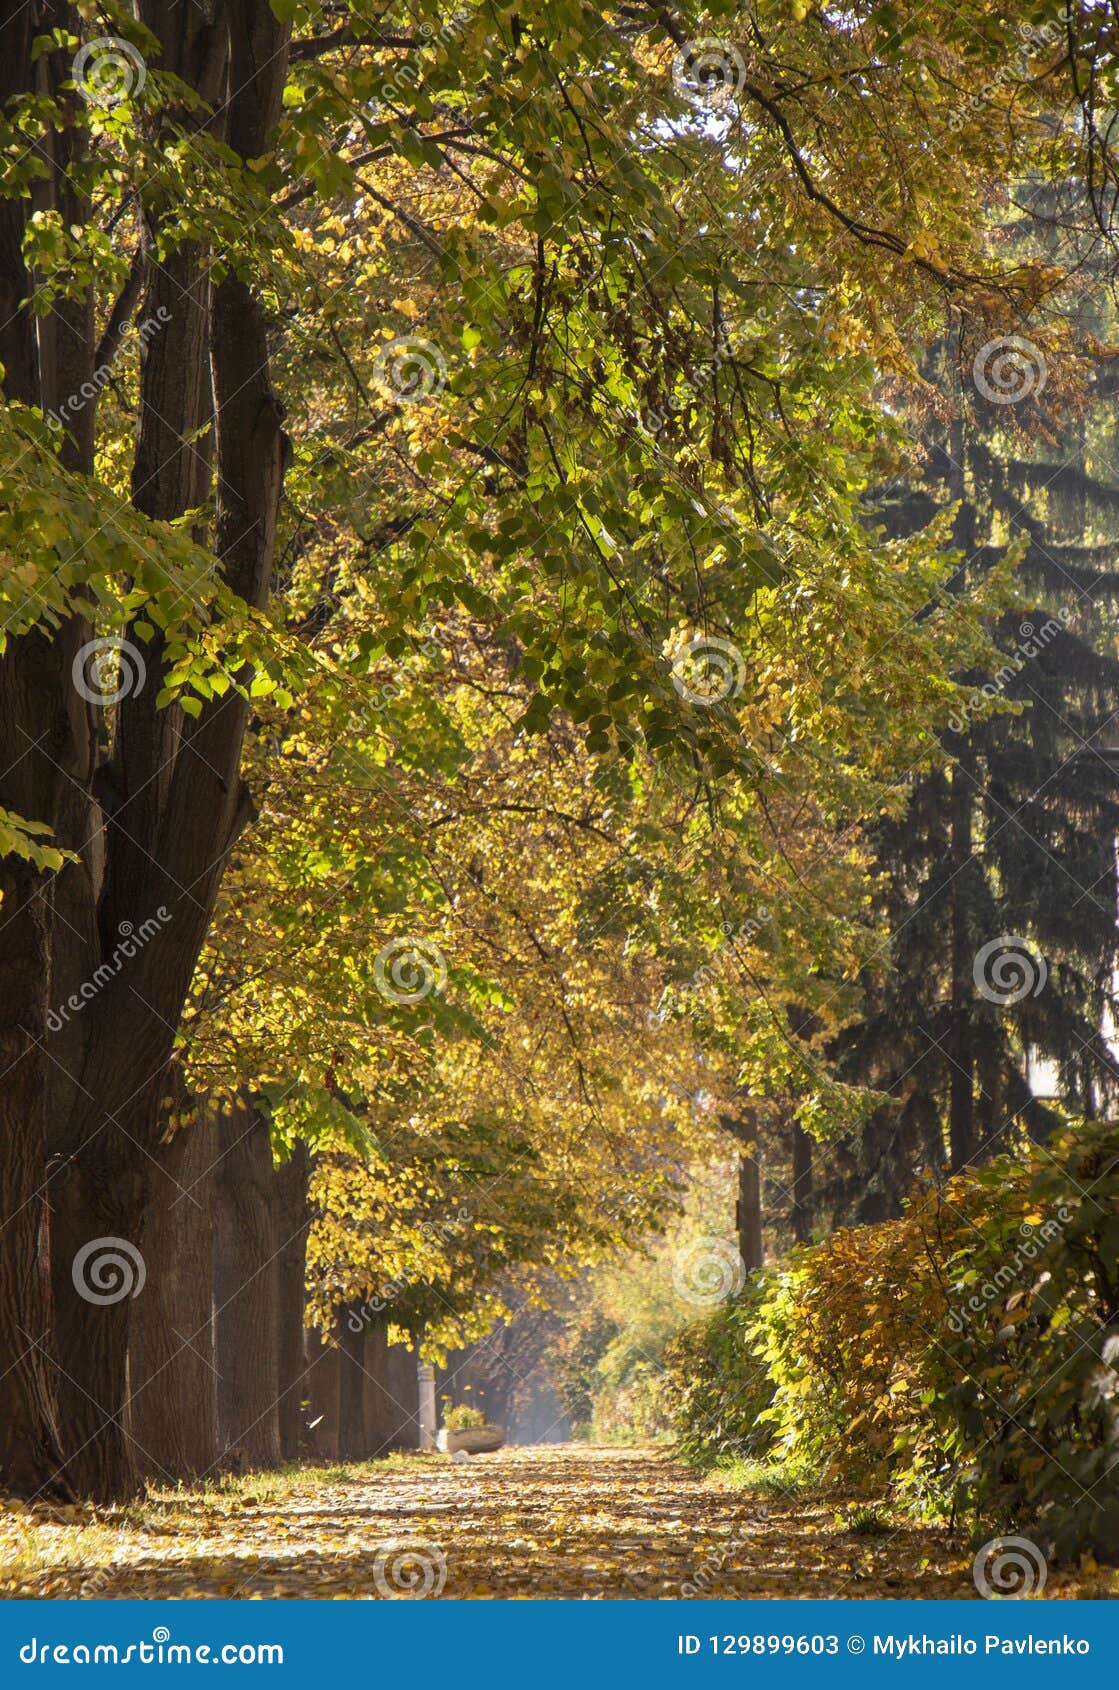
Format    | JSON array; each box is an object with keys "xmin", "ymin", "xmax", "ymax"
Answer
[
  {"xmin": 441, "ymin": 1402, "xmax": 487, "ymax": 1432},
  {"xmin": 746, "ymin": 1125, "xmax": 1119, "ymax": 1560},
  {"xmin": 662, "ymin": 1283, "xmax": 776, "ymax": 1472}
]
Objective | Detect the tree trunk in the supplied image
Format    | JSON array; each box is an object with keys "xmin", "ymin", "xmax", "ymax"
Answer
[
  {"xmin": 0, "ymin": 7, "xmax": 82, "ymax": 1500},
  {"xmin": 306, "ymin": 1331, "xmax": 339, "ymax": 1459},
  {"xmin": 336, "ymin": 1306, "xmax": 367, "ymax": 1459},
  {"xmin": 736, "ymin": 1151, "xmax": 764, "ymax": 1272},
  {"xmin": 126, "ymin": 1083, "xmax": 217, "ymax": 1483},
  {"xmin": 790, "ymin": 1120, "xmax": 814, "ymax": 1244},
  {"xmin": 273, "ymin": 1142, "xmax": 312, "ymax": 1460},
  {"xmin": 364, "ymin": 1319, "xmax": 403, "ymax": 1456},
  {"xmin": 386, "ymin": 1343, "xmax": 421, "ymax": 1449},
  {"xmin": 947, "ymin": 764, "xmax": 975, "ymax": 1173},
  {"xmin": 213, "ymin": 1098, "xmax": 280, "ymax": 1470}
]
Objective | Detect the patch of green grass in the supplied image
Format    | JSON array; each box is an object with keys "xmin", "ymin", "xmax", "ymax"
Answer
[
  {"xmin": 836, "ymin": 1503, "xmax": 890, "ymax": 1536},
  {"xmin": 707, "ymin": 1455, "xmax": 819, "ymax": 1500}
]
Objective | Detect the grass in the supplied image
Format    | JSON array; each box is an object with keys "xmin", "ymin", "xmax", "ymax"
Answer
[{"xmin": 707, "ymin": 1454, "xmax": 820, "ymax": 1499}]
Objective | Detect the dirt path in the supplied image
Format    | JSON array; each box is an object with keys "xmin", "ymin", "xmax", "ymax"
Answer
[{"xmin": 0, "ymin": 1444, "xmax": 1036, "ymax": 1599}]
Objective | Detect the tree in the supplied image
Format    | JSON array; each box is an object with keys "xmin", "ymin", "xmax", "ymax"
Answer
[{"xmin": 2, "ymin": 0, "xmax": 1103, "ymax": 1498}]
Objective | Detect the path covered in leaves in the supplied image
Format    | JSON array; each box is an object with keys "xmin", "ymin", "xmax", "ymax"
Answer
[{"xmin": 0, "ymin": 1444, "xmax": 1086, "ymax": 1600}]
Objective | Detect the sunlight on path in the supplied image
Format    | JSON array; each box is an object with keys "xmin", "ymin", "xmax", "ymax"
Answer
[{"xmin": 0, "ymin": 1445, "xmax": 997, "ymax": 1599}]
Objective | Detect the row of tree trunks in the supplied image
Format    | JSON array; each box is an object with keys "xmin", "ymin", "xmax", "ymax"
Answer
[
  {"xmin": 0, "ymin": 0, "xmax": 292, "ymax": 1500},
  {"xmin": 118, "ymin": 1107, "xmax": 313, "ymax": 1482},
  {"xmin": 308, "ymin": 1318, "xmax": 421, "ymax": 1461}
]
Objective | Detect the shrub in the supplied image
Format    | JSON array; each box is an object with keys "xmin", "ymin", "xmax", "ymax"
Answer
[
  {"xmin": 748, "ymin": 1123, "xmax": 1119, "ymax": 1559},
  {"xmin": 662, "ymin": 1279, "xmax": 776, "ymax": 1470},
  {"xmin": 442, "ymin": 1403, "xmax": 487, "ymax": 1431}
]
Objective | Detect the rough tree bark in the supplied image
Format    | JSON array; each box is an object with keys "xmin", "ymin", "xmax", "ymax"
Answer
[
  {"xmin": 126, "ymin": 1077, "xmax": 217, "ymax": 1483},
  {"xmin": 41, "ymin": 0, "xmax": 291, "ymax": 1499},
  {"xmin": 790, "ymin": 1120, "xmax": 814, "ymax": 1245},
  {"xmin": 336, "ymin": 1306, "xmax": 367, "ymax": 1460},
  {"xmin": 213, "ymin": 1098, "xmax": 281, "ymax": 1470},
  {"xmin": 273, "ymin": 1142, "xmax": 312, "ymax": 1460},
  {"xmin": 0, "ymin": 4, "xmax": 92, "ymax": 1495},
  {"xmin": 736, "ymin": 1152, "xmax": 764, "ymax": 1272},
  {"xmin": 307, "ymin": 1332, "xmax": 340, "ymax": 1459}
]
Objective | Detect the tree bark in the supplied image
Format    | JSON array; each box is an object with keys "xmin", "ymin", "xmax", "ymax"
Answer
[
  {"xmin": 0, "ymin": 0, "xmax": 83, "ymax": 1502},
  {"xmin": 386, "ymin": 1342, "xmax": 421, "ymax": 1449},
  {"xmin": 363, "ymin": 1319, "xmax": 399, "ymax": 1456},
  {"xmin": 126, "ymin": 1083, "xmax": 217, "ymax": 1483},
  {"xmin": 273, "ymin": 1142, "xmax": 312, "ymax": 1460},
  {"xmin": 736, "ymin": 1152, "xmax": 764, "ymax": 1272},
  {"xmin": 336, "ymin": 1306, "xmax": 367, "ymax": 1460},
  {"xmin": 306, "ymin": 1331, "xmax": 339, "ymax": 1459},
  {"xmin": 213, "ymin": 1098, "xmax": 280, "ymax": 1470},
  {"xmin": 947, "ymin": 763, "xmax": 975, "ymax": 1173},
  {"xmin": 790, "ymin": 1120, "xmax": 814, "ymax": 1244}
]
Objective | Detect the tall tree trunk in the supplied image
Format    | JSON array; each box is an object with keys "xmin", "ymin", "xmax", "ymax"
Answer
[
  {"xmin": 336, "ymin": 1307, "xmax": 367, "ymax": 1459},
  {"xmin": 736, "ymin": 1152, "xmax": 764, "ymax": 1272},
  {"xmin": 790, "ymin": 1120, "xmax": 814, "ymax": 1244},
  {"xmin": 306, "ymin": 1331, "xmax": 339, "ymax": 1459},
  {"xmin": 364, "ymin": 1318, "xmax": 403, "ymax": 1457},
  {"xmin": 213, "ymin": 1098, "xmax": 280, "ymax": 1470},
  {"xmin": 273, "ymin": 1142, "xmax": 312, "ymax": 1461},
  {"xmin": 947, "ymin": 764, "xmax": 975, "ymax": 1173},
  {"xmin": 0, "ymin": 1, "xmax": 81, "ymax": 1500},
  {"xmin": 386, "ymin": 1343, "xmax": 421, "ymax": 1450},
  {"xmin": 126, "ymin": 1081, "xmax": 217, "ymax": 1483},
  {"xmin": 42, "ymin": 0, "xmax": 289, "ymax": 1500}
]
